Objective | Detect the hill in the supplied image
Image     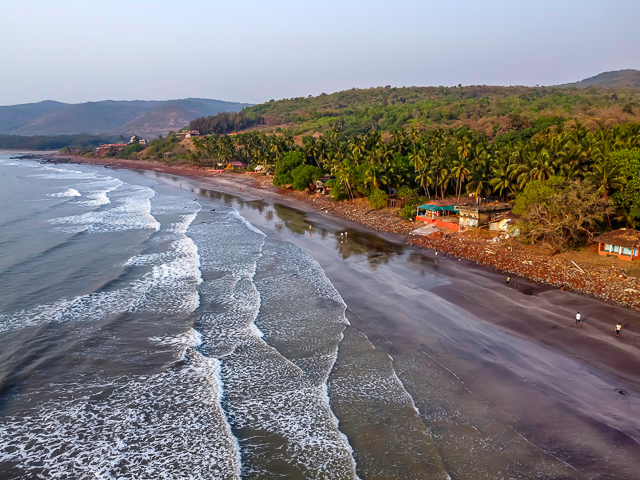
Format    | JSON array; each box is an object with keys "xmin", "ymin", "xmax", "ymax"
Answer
[
  {"xmin": 557, "ymin": 69, "xmax": 640, "ymax": 88},
  {"xmin": 0, "ymin": 98, "xmax": 252, "ymax": 137},
  {"xmin": 190, "ymin": 83, "xmax": 640, "ymax": 139}
]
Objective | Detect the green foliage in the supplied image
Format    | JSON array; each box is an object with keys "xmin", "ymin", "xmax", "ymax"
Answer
[
  {"xmin": 120, "ymin": 143, "xmax": 144, "ymax": 158},
  {"xmin": 397, "ymin": 185, "xmax": 417, "ymax": 199},
  {"xmin": 291, "ymin": 164, "xmax": 322, "ymax": 191},
  {"xmin": 273, "ymin": 151, "xmax": 305, "ymax": 186},
  {"xmin": 368, "ymin": 189, "xmax": 388, "ymax": 210},
  {"xmin": 190, "ymin": 85, "xmax": 640, "ymax": 139},
  {"xmin": 611, "ymin": 149, "xmax": 640, "ymax": 224},
  {"xmin": 513, "ymin": 178, "xmax": 563, "ymax": 215},
  {"xmin": 400, "ymin": 203, "xmax": 417, "ymax": 221}
]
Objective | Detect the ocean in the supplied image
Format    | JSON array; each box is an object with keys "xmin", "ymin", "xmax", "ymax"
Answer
[
  {"xmin": 2, "ymin": 153, "xmax": 640, "ymax": 480},
  {"xmin": 0, "ymin": 154, "xmax": 450, "ymax": 479}
]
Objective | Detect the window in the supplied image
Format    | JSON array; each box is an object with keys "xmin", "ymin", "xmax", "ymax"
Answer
[
  {"xmin": 604, "ymin": 244, "xmax": 612, "ymax": 252},
  {"xmin": 613, "ymin": 245, "xmax": 620, "ymax": 253},
  {"xmin": 622, "ymin": 247, "xmax": 632, "ymax": 256}
]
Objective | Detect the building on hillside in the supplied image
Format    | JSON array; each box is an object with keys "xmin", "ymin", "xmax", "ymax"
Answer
[
  {"xmin": 185, "ymin": 130, "xmax": 200, "ymax": 138},
  {"xmin": 129, "ymin": 135, "xmax": 140, "ymax": 144},
  {"xmin": 593, "ymin": 228, "xmax": 640, "ymax": 261},
  {"xmin": 458, "ymin": 202, "xmax": 513, "ymax": 231},
  {"xmin": 489, "ymin": 211, "xmax": 521, "ymax": 233}
]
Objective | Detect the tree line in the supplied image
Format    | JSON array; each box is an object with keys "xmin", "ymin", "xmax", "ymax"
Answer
[{"xmin": 189, "ymin": 121, "xmax": 640, "ymax": 246}]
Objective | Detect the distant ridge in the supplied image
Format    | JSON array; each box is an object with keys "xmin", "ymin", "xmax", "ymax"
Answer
[
  {"xmin": 556, "ymin": 69, "xmax": 640, "ymax": 88},
  {"xmin": 0, "ymin": 98, "xmax": 252, "ymax": 137}
]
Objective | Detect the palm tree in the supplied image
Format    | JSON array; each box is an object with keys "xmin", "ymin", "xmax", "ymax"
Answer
[{"xmin": 586, "ymin": 162, "xmax": 626, "ymax": 195}]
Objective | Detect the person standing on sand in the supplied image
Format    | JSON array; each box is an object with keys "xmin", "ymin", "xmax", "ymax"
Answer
[
  {"xmin": 616, "ymin": 323, "xmax": 622, "ymax": 336},
  {"xmin": 506, "ymin": 276, "xmax": 510, "ymax": 286},
  {"xmin": 575, "ymin": 312, "xmax": 582, "ymax": 328}
]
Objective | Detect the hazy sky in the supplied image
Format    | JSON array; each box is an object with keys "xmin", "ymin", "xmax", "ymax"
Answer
[{"xmin": 1, "ymin": 0, "xmax": 638, "ymax": 106}]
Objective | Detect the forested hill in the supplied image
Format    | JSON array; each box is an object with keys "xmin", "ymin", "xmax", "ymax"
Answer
[
  {"xmin": 557, "ymin": 70, "xmax": 640, "ymax": 88},
  {"xmin": 0, "ymin": 98, "xmax": 251, "ymax": 137},
  {"xmin": 190, "ymin": 82, "xmax": 640, "ymax": 139}
]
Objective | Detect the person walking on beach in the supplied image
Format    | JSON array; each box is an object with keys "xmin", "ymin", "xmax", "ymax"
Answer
[
  {"xmin": 616, "ymin": 323, "xmax": 622, "ymax": 336},
  {"xmin": 506, "ymin": 276, "xmax": 510, "ymax": 286},
  {"xmin": 575, "ymin": 312, "xmax": 582, "ymax": 328}
]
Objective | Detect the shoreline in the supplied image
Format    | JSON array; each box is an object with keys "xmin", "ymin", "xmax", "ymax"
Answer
[
  {"xmin": 10, "ymin": 152, "xmax": 640, "ymax": 478},
  {"xmin": 53, "ymin": 153, "xmax": 640, "ymax": 312}
]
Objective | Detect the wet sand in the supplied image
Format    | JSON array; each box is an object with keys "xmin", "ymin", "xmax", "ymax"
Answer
[{"xmin": 67, "ymin": 161, "xmax": 640, "ymax": 479}]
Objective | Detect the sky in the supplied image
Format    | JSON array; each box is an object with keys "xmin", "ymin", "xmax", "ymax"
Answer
[{"xmin": 1, "ymin": 0, "xmax": 639, "ymax": 106}]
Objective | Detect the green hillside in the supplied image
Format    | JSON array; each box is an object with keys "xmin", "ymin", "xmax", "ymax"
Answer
[{"xmin": 191, "ymin": 84, "xmax": 640, "ymax": 139}]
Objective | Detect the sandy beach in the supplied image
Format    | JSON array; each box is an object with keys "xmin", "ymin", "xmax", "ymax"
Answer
[
  {"xmin": 138, "ymin": 167, "xmax": 640, "ymax": 479},
  {"xmin": 43, "ymin": 154, "xmax": 640, "ymax": 478}
]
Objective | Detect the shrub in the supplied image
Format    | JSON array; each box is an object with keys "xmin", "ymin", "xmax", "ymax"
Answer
[
  {"xmin": 400, "ymin": 203, "xmax": 418, "ymax": 221},
  {"xmin": 397, "ymin": 185, "xmax": 417, "ymax": 199},
  {"xmin": 368, "ymin": 189, "xmax": 388, "ymax": 210},
  {"xmin": 273, "ymin": 151, "xmax": 305, "ymax": 186},
  {"xmin": 291, "ymin": 164, "xmax": 323, "ymax": 191}
]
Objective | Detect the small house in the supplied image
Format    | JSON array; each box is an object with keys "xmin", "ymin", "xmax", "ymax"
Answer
[
  {"xmin": 458, "ymin": 202, "xmax": 512, "ymax": 231},
  {"xmin": 387, "ymin": 196, "xmax": 406, "ymax": 208},
  {"xmin": 185, "ymin": 130, "xmax": 201, "ymax": 138},
  {"xmin": 489, "ymin": 211, "xmax": 521, "ymax": 233},
  {"xmin": 593, "ymin": 228, "xmax": 640, "ymax": 261}
]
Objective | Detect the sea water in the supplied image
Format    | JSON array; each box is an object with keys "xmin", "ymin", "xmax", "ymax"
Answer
[{"xmin": 0, "ymin": 155, "xmax": 366, "ymax": 479}]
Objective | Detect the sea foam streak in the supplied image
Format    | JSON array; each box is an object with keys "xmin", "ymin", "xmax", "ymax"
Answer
[
  {"xmin": 0, "ymin": 352, "xmax": 241, "ymax": 479},
  {"xmin": 189, "ymin": 206, "xmax": 358, "ymax": 479}
]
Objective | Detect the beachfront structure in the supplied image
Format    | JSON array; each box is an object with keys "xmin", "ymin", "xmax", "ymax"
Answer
[
  {"xmin": 593, "ymin": 228, "xmax": 640, "ymax": 261},
  {"xmin": 458, "ymin": 202, "xmax": 512, "ymax": 231},
  {"xmin": 416, "ymin": 198, "xmax": 475, "ymax": 231},
  {"xmin": 489, "ymin": 211, "xmax": 521, "ymax": 233},
  {"xmin": 387, "ymin": 196, "xmax": 406, "ymax": 208}
]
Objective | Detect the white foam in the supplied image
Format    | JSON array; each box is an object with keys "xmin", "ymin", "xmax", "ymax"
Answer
[
  {"xmin": 48, "ymin": 188, "xmax": 81, "ymax": 198},
  {"xmin": 0, "ymin": 198, "xmax": 202, "ymax": 334},
  {"xmin": 50, "ymin": 184, "xmax": 160, "ymax": 233},
  {"xmin": 0, "ymin": 352, "xmax": 241, "ymax": 479}
]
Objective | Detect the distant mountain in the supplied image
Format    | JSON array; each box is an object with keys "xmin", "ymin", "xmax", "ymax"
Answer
[
  {"xmin": 0, "ymin": 98, "xmax": 252, "ymax": 137},
  {"xmin": 557, "ymin": 69, "xmax": 640, "ymax": 88}
]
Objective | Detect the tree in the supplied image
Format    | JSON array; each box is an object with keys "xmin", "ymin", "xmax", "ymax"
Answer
[
  {"xmin": 611, "ymin": 149, "xmax": 640, "ymax": 224},
  {"xmin": 291, "ymin": 164, "xmax": 322, "ymax": 191},
  {"xmin": 513, "ymin": 178, "xmax": 613, "ymax": 250},
  {"xmin": 368, "ymin": 189, "xmax": 388, "ymax": 210},
  {"xmin": 273, "ymin": 151, "xmax": 305, "ymax": 186}
]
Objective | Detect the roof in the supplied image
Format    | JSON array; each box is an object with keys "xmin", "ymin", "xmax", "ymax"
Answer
[
  {"xmin": 423, "ymin": 197, "xmax": 476, "ymax": 207},
  {"xmin": 593, "ymin": 229, "xmax": 640, "ymax": 249},
  {"xmin": 458, "ymin": 202, "xmax": 512, "ymax": 213},
  {"xmin": 419, "ymin": 197, "xmax": 476, "ymax": 211}
]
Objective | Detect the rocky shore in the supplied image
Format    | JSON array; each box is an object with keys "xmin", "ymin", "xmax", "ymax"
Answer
[{"xmin": 274, "ymin": 182, "xmax": 640, "ymax": 311}]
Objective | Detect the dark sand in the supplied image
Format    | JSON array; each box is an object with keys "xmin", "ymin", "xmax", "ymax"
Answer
[{"xmin": 82, "ymin": 162, "xmax": 640, "ymax": 479}]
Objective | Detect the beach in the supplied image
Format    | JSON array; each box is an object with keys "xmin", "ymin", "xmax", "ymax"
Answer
[
  {"xmin": 161, "ymin": 168, "xmax": 640, "ymax": 479},
  {"xmin": 5, "ymin": 153, "xmax": 639, "ymax": 479}
]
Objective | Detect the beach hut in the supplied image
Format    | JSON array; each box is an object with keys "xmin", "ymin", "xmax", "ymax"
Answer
[
  {"xmin": 416, "ymin": 198, "xmax": 475, "ymax": 231},
  {"xmin": 593, "ymin": 228, "xmax": 640, "ymax": 261},
  {"xmin": 458, "ymin": 202, "xmax": 512, "ymax": 231}
]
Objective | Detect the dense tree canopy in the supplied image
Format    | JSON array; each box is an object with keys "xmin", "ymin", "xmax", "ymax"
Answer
[{"xmin": 187, "ymin": 120, "xmax": 640, "ymax": 241}]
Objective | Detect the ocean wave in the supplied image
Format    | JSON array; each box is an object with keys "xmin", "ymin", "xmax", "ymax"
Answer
[
  {"xmin": 49, "ymin": 184, "xmax": 160, "ymax": 233},
  {"xmin": 0, "ymin": 351, "xmax": 241, "ymax": 479},
  {"xmin": 48, "ymin": 188, "xmax": 82, "ymax": 198}
]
